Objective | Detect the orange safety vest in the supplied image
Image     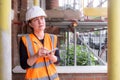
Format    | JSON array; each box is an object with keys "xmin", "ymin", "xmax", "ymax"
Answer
[{"xmin": 21, "ymin": 33, "xmax": 59, "ymax": 80}]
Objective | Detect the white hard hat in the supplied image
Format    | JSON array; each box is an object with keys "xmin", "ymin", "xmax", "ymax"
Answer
[{"xmin": 26, "ymin": 6, "xmax": 47, "ymax": 21}]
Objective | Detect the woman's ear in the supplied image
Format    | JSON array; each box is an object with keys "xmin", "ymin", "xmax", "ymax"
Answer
[
  {"xmin": 29, "ymin": 22, "xmax": 33, "ymax": 28},
  {"xmin": 27, "ymin": 22, "xmax": 34, "ymax": 33}
]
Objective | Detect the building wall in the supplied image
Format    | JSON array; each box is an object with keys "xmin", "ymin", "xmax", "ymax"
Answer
[{"xmin": 12, "ymin": 0, "xmax": 108, "ymax": 80}]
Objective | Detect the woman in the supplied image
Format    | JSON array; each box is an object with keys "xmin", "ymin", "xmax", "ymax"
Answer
[{"xmin": 19, "ymin": 6, "xmax": 60, "ymax": 80}]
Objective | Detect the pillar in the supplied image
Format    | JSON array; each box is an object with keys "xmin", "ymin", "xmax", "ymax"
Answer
[
  {"xmin": 108, "ymin": 0, "xmax": 120, "ymax": 80},
  {"xmin": 0, "ymin": 0, "xmax": 12, "ymax": 80},
  {"xmin": 46, "ymin": 0, "xmax": 59, "ymax": 10},
  {"xmin": 34, "ymin": 0, "xmax": 40, "ymax": 6}
]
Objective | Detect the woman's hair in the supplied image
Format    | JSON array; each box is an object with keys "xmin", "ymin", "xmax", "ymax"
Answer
[{"xmin": 26, "ymin": 20, "xmax": 34, "ymax": 33}]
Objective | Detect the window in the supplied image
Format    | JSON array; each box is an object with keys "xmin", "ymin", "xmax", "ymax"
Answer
[{"xmin": 58, "ymin": 28, "xmax": 107, "ymax": 66}]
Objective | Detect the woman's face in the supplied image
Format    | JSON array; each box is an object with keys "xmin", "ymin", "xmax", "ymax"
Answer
[{"xmin": 29, "ymin": 16, "xmax": 46, "ymax": 32}]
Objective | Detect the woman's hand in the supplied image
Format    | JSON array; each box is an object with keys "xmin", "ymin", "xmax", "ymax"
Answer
[
  {"xmin": 37, "ymin": 47, "xmax": 49, "ymax": 57},
  {"xmin": 27, "ymin": 47, "xmax": 49, "ymax": 66},
  {"xmin": 37, "ymin": 48, "xmax": 57, "ymax": 63},
  {"xmin": 46, "ymin": 52, "xmax": 57, "ymax": 63}
]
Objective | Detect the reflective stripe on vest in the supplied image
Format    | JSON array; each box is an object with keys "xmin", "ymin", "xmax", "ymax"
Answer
[
  {"xmin": 31, "ymin": 60, "xmax": 52, "ymax": 68},
  {"xmin": 25, "ymin": 34, "xmax": 35, "ymax": 56},
  {"xmin": 50, "ymin": 34, "xmax": 54, "ymax": 49},
  {"xmin": 29, "ymin": 73, "xmax": 58, "ymax": 80}
]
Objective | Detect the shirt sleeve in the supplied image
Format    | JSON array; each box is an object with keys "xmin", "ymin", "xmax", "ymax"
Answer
[
  {"xmin": 54, "ymin": 48, "xmax": 61, "ymax": 64},
  {"xmin": 19, "ymin": 39, "xmax": 31, "ymax": 69}
]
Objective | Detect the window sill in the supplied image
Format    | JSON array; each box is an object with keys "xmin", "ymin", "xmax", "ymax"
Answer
[{"xmin": 12, "ymin": 65, "xmax": 107, "ymax": 73}]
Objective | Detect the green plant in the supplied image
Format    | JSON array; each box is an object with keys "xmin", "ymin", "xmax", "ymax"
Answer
[{"xmin": 60, "ymin": 44, "xmax": 96, "ymax": 66}]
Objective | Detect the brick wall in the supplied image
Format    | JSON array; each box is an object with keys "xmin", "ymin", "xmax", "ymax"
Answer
[
  {"xmin": 59, "ymin": 73, "xmax": 107, "ymax": 80},
  {"xmin": 12, "ymin": 73, "xmax": 107, "ymax": 80}
]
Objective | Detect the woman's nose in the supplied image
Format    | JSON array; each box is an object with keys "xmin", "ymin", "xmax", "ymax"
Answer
[{"xmin": 38, "ymin": 18, "xmax": 42, "ymax": 23}]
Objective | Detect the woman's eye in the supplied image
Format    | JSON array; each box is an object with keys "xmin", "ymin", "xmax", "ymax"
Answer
[{"xmin": 33, "ymin": 19, "xmax": 38, "ymax": 22}]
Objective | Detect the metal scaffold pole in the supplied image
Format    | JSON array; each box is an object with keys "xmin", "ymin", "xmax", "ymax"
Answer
[
  {"xmin": 0, "ymin": 0, "xmax": 12, "ymax": 80},
  {"xmin": 74, "ymin": 28, "xmax": 77, "ymax": 66},
  {"xmin": 108, "ymin": 0, "xmax": 120, "ymax": 80}
]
